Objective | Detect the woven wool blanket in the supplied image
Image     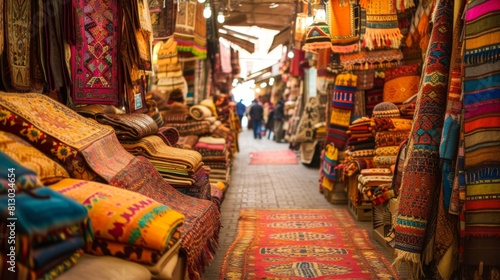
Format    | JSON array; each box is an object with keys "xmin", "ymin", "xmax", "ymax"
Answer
[
  {"xmin": 393, "ymin": 0, "xmax": 453, "ymax": 277},
  {"xmin": 109, "ymin": 156, "xmax": 221, "ymax": 280},
  {"xmin": 95, "ymin": 113, "xmax": 159, "ymax": 140},
  {"xmin": 461, "ymin": 0, "xmax": 500, "ymax": 274},
  {"xmin": 0, "ymin": 93, "xmax": 134, "ymax": 182},
  {"xmin": 121, "ymin": 135, "xmax": 203, "ymax": 172},
  {"xmin": 50, "ymin": 179, "xmax": 184, "ymax": 263},
  {"xmin": 0, "ymin": 132, "xmax": 70, "ymax": 185}
]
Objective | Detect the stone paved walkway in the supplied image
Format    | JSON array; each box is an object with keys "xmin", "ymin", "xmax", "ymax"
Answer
[{"xmin": 202, "ymin": 128, "xmax": 405, "ymax": 279}]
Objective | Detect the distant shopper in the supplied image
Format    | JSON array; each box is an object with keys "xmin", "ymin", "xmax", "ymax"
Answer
[
  {"xmin": 236, "ymin": 99, "xmax": 246, "ymax": 125},
  {"xmin": 273, "ymin": 96, "xmax": 286, "ymax": 142},
  {"xmin": 248, "ymin": 99, "xmax": 264, "ymax": 139}
]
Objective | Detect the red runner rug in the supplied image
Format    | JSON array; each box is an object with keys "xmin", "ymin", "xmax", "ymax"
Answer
[
  {"xmin": 220, "ymin": 209, "xmax": 400, "ymax": 279},
  {"xmin": 249, "ymin": 150, "xmax": 298, "ymax": 165}
]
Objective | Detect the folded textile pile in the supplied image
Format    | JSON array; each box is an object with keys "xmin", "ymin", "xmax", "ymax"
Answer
[
  {"xmin": 194, "ymin": 137, "xmax": 230, "ymax": 185},
  {"xmin": 164, "ymin": 120, "xmax": 211, "ymax": 136},
  {"xmin": 121, "ymin": 135, "xmax": 211, "ymax": 200},
  {"xmin": 346, "ymin": 117, "xmax": 376, "ymax": 153},
  {"xmin": 372, "ymin": 103, "xmax": 412, "ymax": 169},
  {"xmin": 109, "ymin": 156, "xmax": 221, "ymax": 280},
  {"xmin": 49, "ymin": 179, "xmax": 184, "ymax": 265},
  {"xmin": 0, "ymin": 153, "xmax": 92, "ymax": 280},
  {"xmin": 176, "ymin": 135, "xmax": 200, "ymax": 149},
  {"xmin": 357, "ymin": 168, "xmax": 395, "ymax": 205},
  {"xmin": 0, "ymin": 93, "xmax": 134, "ymax": 182},
  {"xmin": 94, "ymin": 113, "xmax": 159, "ymax": 140}
]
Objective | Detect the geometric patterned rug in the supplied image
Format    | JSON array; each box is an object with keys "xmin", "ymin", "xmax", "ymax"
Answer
[
  {"xmin": 219, "ymin": 209, "xmax": 400, "ymax": 279},
  {"xmin": 249, "ymin": 150, "xmax": 298, "ymax": 165}
]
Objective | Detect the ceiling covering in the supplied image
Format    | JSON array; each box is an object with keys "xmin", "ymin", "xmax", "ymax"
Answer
[{"xmin": 215, "ymin": 0, "xmax": 297, "ymax": 31}]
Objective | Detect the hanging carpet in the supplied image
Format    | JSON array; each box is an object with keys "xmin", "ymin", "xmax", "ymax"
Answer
[
  {"xmin": 71, "ymin": 0, "xmax": 121, "ymax": 105},
  {"xmin": 219, "ymin": 209, "xmax": 400, "ymax": 279},
  {"xmin": 393, "ymin": 0, "xmax": 453, "ymax": 276}
]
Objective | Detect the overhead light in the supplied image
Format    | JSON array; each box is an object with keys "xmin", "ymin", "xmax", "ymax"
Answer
[
  {"xmin": 269, "ymin": 3, "xmax": 279, "ymax": 8},
  {"xmin": 287, "ymin": 48, "xmax": 294, "ymax": 59},
  {"xmin": 203, "ymin": 3, "xmax": 211, "ymax": 19},
  {"xmin": 198, "ymin": 0, "xmax": 206, "ymax": 3},
  {"xmin": 217, "ymin": 11, "xmax": 225, "ymax": 23},
  {"xmin": 260, "ymin": 82, "xmax": 267, "ymax": 88},
  {"xmin": 255, "ymin": 88, "xmax": 261, "ymax": 93}
]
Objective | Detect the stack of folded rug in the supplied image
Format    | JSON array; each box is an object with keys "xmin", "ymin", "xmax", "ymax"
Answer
[
  {"xmin": 120, "ymin": 135, "xmax": 211, "ymax": 200},
  {"xmin": 193, "ymin": 137, "xmax": 230, "ymax": 185},
  {"xmin": 0, "ymin": 152, "xmax": 92, "ymax": 280},
  {"xmin": 49, "ymin": 179, "xmax": 185, "ymax": 266}
]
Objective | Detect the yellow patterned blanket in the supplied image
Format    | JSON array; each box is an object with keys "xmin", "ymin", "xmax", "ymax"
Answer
[{"xmin": 49, "ymin": 178, "xmax": 184, "ymax": 252}]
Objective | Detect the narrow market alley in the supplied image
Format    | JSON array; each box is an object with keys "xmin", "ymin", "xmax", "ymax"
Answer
[{"xmin": 203, "ymin": 128, "xmax": 406, "ymax": 279}]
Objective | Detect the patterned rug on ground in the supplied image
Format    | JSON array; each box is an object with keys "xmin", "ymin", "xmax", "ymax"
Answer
[
  {"xmin": 220, "ymin": 209, "xmax": 400, "ymax": 279},
  {"xmin": 249, "ymin": 150, "xmax": 298, "ymax": 165}
]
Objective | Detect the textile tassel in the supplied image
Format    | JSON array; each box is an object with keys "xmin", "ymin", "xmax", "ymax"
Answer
[
  {"xmin": 393, "ymin": 250, "xmax": 425, "ymax": 277},
  {"xmin": 364, "ymin": 28, "xmax": 403, "ymax": 50}
]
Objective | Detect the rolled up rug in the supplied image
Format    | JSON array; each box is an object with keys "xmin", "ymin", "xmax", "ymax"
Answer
[
  {"xmin": 189, "ymin": 105, "xmax": 212, "ymax": 120},
  {"xmin": 157, "ymin": 126, "xmax": 180, "ymax": 146}
]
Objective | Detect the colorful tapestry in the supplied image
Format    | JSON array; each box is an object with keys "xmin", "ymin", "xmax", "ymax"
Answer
[
  {"xmin": 220, "ymin": 209, "xmax": 400, "ymax": 279},
  {"xmin": 249, "ymin": 150, "xmax": 298, "ymax": 165},
  {"xmin": 149, "ymin": 0, "xmax": 177, "ymax": 39},
  {"xmin": 109, "ymin": 156, "xmax": 221, "ymax": 279},
  {"xmin": 361, "ymin": 0, "xmax": 403, "ymax": 50},
  {"xmin": 293, "ymin": 96, "xmax": 321, "ymax": 143},
  {"xmin": 393, "ymin": 0, "xmax": 453, "ymax": 276},
  {"xmin": 365, "ymin": 77, "xmax": 385, "ymax": 117},
  {"xmin": 0, "ymin": 131, "xmax": 69, "ymax": 185},
  {"xmin": 326, "ymin": 0, "xmax": 360, "ymax": 53},
  {"xmin": 0, "ymin": 93, "xmax": 134, "ymax": 182},
  {"xmin": 461, "ymin": 0, "xmax": 500, "ymax": 274},
  {"xmin": 4, "ymin": 0, "xmax": 31, "ymax": 91},
  {"xmin": 50, "ymin": 178, "xmax": 184, "ymax": 252},
  {"xmin": 71, "ymin": 0, "xmax": 120, "ymax": 105}
]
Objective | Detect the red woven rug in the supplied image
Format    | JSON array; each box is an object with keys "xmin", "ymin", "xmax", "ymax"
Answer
[
  {"xmin": 249, "ymin": 150, "xmax": 298, "ymax": 165},
  {"xmin": 220, "ymin": 209, "xmax": 400, "ymax": 279}
]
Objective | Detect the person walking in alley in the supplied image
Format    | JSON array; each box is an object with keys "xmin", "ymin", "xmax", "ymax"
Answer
[
  {"xmin": 248, "ymin": 99, "xmax": 264, "ymax": 139},
  {"xmin": 236, "ymin": 99, "xmax": 246, "ymax": 126},
  {"xmin": 273, "ymin": 96, "xmax": 286, "ymax": 142}
]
